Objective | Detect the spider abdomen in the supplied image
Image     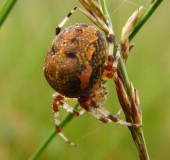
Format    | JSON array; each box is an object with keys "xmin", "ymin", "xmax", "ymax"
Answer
[{"xmin": 44, "ymin": 23, "xmax": 106, "ymax": 98}]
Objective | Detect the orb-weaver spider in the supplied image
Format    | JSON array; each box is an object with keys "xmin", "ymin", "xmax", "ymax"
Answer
[{"xmin": 43, "ymin": 6, "xmax": 141, "ymax": 147}]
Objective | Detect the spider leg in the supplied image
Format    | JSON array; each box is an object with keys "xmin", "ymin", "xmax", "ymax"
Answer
[
  {"xmin": 52, "ymin": 93, "xmax": 84, "ymax": 147},
  {"xmin": 78, "ymin": 97, "xmax": 111, "ymax": 123},
  {"xmin": 102, "ymin": 44, "xmax": 122, "ymax": 82},
  {"xmin": 56, "ymin": 6, "xmax": 77, "ymax": 35},
  {"xmin": 115, "ymin": 108, "xmax": 122, "ymax": 117},
  {"xmin": 52, "ymin": 93, "xmax": 85, "ymax": 116},
  {"xmin": 78, "ymin": 90, "xmax": 141, "ymax": 127}
]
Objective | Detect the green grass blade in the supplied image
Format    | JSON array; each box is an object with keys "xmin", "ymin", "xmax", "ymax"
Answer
[{"xmin": 0, "ymin": 0, "xmax": 18, "ymax": 28}]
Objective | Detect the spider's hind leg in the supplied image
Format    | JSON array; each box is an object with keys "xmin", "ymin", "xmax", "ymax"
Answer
[
  {"xmin": 52, "ymin": 93, "xmax": 84, "ymax": 147},
  {"xmin": 56, "ymin": 6, "xmax": 77, "ymax": 35},
  {"xmin": 78, "ymin": 83, "xmax": 111, "ymax": 123},
  {"xmin": 78, "ymin": 83, "xmax": 141, "ymax": 127}
]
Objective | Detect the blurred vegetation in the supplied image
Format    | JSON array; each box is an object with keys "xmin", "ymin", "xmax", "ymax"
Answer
[{"xmin": 0, "ymin": 0, "xmax": 169, "ymax": 160}]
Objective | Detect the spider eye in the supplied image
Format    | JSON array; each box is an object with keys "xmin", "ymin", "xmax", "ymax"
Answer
[{"xmin": 49, "ymin": 49, "xmax": 56, "ymax": 56}]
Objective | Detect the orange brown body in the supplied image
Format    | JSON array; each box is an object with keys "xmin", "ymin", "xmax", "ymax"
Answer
[
  {"xmin": 44, "ymin": 23, "xmax": 106, "ymax": 98},
  {"xmin": 43, "ymin": 7, "xmax": 140, "ymax": 147}
]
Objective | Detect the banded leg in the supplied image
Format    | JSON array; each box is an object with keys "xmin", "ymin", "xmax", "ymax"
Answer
[
  {"xmin": 52, "ymin": 93, "xmax": 85, "ymax": 147},
  {"xmin": 78, "ymin": 91, "xmax": 142, "ymax": 127},
  {"xmin": 78, "ymin": 97, "xmax": 111, "ymax": 123},
  {"xmin": 56, "ymin": 6, "xmax": 77, "ymax": 35},
  {"xmin": 102, "ymin": 45, "xmax": 122, "ymax": 82}
]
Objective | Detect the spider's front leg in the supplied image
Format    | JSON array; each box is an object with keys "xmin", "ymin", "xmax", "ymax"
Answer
[
  {"xmin": 56, "ymin": 6, "xmax": 77, "ymax": 35},
  {"xmin": 52, "ymin": 93, "xmax": 85, "ymax": 147}
]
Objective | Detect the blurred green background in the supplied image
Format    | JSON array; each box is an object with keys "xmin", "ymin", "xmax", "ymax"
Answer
[{"xmin": 0, "ymin": 0, "xmax": 169, "ymax": 159}]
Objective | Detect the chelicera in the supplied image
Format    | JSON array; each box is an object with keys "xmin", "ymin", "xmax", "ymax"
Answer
[{"xmin": 43, "ymin": 7, "xmax": 140, "ymax": 147}]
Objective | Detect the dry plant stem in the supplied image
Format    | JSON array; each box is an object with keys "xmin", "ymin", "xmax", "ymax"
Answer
[
  {"xmin": 129, "ymin": 0, "xmax": 163, "ymax": 41},
  {"xmin": 101, "ymin": 0, "xmax": 163, "ymax": 159},
  {"xmin": 100, "ymin": 0, "xmax": 162, "ymax": 160},
  {"xmin": 29, "ymin": 1, "xmax": 162, "ymax": 159}
]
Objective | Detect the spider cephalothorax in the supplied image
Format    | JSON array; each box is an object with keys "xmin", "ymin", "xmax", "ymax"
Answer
[
  {"xmin": 43, "ymin": 6, "xmax": 141, "ymax": 147},
  {"xmin": 44, "ymin": 23, "xmax": 107, "ymax": 98}
]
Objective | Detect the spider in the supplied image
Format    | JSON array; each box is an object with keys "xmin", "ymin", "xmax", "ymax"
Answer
[{"xmin": 43, "ymin": 6, "xmax": 141, "ymax": 147}]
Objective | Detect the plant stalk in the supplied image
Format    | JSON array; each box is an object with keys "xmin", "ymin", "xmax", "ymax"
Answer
[
  {"xmin": 0, "ymin": 0, "xmax": 18, "ymax": 28},
  {"xmin": 129, "ymin": 0, "xmax": 163, "ymax": 41},
  {"xmin": 29, "ymin": 0, "xmax": 163, "ymax": 159},
  {"xmin": 100, "ymin": 0, "xmax": 163, "ymax": 160}
]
